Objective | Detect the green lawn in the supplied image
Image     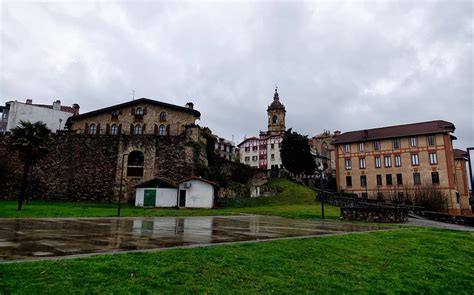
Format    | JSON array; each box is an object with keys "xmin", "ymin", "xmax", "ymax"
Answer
[
  {"xmin": 0, "ymin": 179, "xmax": 340, "ymax": 220},
  {"xmin": 0, "ymin": 227, "xmax": 472, "ymax": 294}
]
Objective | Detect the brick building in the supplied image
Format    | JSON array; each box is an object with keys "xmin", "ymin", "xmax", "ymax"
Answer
[
  {"xmin": 333, "ymin": 120, "xmax": 471, "ymax": 215},
  {"xmin": 238, "ymin": 88, "xmax": 286, "ymax": 170}
]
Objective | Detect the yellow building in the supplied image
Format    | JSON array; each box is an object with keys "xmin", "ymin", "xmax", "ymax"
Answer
[
  {"xmin": 334, "ymin": 120, "xmax": 471, "ymax": 215},
  {"xmin": 66, "ymin": 98, "xmax": 200, "ymax": 136}
]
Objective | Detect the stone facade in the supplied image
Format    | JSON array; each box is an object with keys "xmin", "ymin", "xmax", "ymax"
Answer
[
  {"xmin": 68, "ymin": 98, "xmax": 200, "ymax": 136},
  {"xmin": 0, "ymin": 132, "xmax": 198, "ymax": 203},
  {"xmin": 309, "ymin": 130, "xmax": 337, "ymax": 179}
]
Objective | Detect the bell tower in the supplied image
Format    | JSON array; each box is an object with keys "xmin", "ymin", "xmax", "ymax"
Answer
[{"xmin": 267, "ymin": 87, "xmax": 286, "ymax": 135}]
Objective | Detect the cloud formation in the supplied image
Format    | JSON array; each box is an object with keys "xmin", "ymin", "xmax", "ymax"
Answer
[{"xmin": 1, "ymin": 1, "xmax": 472, "ymax": 149}]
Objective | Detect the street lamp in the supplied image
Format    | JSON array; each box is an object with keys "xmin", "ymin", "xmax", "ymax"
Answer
[{"xmin": 118, "ymin": 153, "xmax": 129, "ymax": 217}]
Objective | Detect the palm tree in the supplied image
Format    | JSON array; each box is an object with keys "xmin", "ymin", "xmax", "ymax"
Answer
[{"xmin": 8, "ymin": 121, "xmax": 52, "ymax": 211}]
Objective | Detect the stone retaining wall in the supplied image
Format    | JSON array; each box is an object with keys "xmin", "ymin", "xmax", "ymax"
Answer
[{"xmin": 341, "ymin": 207, "xmax": 408, "ymax": 223}]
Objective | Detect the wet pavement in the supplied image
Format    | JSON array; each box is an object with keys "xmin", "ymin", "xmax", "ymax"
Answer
[{"xmin": 0, "ymin": 215, "xmax": 388, "ymax": 262}]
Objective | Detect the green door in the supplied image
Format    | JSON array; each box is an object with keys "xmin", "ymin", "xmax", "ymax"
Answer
[{"xmin": 144, "ymin": 190, "xmax": 156, "ymax": 207}]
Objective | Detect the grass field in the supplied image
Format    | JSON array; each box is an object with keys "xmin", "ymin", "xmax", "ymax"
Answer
[
  {"xmin": 0, "ymin": 227, "xmax": 472, "ymax": 294},
  {"xmin": 0, "ymin": 179, "xmax": 340, "ymax": 220}
]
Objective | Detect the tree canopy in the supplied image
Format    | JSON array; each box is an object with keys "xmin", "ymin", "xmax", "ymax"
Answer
[
  {"xmin": 280, "ymin": 128, "xmax": 316, "ymax": 175},
  {"xmin": 8, "ymin": 121, "xmax": 52, "ymax": 210}
]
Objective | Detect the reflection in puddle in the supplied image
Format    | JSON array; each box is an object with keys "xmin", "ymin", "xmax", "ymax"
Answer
[{"xmin": 0, "ymin": 215, "xmax": 387, "ymax": 261}]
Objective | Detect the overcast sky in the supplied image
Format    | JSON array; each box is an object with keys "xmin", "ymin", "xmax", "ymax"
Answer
[{"xmin": 1, "ymin": 1, "xmax": 472, "ymax": 149}]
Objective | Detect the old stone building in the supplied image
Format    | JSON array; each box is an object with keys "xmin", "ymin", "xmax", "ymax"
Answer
[
  {"xmin": 66, "ymin": 98, "xmax": 200, "ymax": 136},
  {"xmin": 309, "ymin": 130, "xmax": 339, "ymax": 178},
  {"xmin": 238, "ymin": 88, "xmax": 286, "ymax": 170},
  {"xmin": 333, "ymin": 120, "xmax": 471, "ymax": 215},
  {"xmin": 453, "ymin": 149, "xmax": 472, "ymax": 215}
]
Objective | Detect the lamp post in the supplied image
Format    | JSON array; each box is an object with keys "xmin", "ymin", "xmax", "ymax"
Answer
[{"xmin": 118, "ymin": 153, "xmax": 128, "ymax": 217}]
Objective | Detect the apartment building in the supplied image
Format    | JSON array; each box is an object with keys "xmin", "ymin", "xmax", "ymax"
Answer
[{"xmin": 334, "ymin": 120, "xmax": 471, "ymax": 215}]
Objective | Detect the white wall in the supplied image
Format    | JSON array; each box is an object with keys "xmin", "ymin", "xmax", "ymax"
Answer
[
  {"xmin": 7, "ymin": 101, "xmax": 73, "ymax": 132},
  {"xmin": 135, "ymin": 187, "xmax": 177, "ymax": 207},
  {"xmin": 179, "ymin": 180, "xmax": 214, "ymax": 208}
]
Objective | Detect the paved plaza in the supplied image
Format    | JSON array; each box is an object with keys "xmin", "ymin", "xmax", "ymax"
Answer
[{"xmin": 0, "ymin": 215, "xmax": 387, "ymax": 262}]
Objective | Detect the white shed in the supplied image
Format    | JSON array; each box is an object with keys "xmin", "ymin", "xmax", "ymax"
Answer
[
  {"xmin": 134, "ymin": 178, "xmax": 177, "ymax": 207},
  {"xmin": 177, "ymin": 177, "xmax": 216, "ymax": 208},
  {"xmin": 134, "ymin": 176, "xmax": 216, "ymax": 209}
]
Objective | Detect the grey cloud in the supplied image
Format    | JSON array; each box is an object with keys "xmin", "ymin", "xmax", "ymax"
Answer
[{"xmin": 1, "ymin": 1, "xmax": 472, "ymax": 149}]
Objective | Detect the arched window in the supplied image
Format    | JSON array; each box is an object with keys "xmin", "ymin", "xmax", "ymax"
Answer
[
  {"xmin": 159, "ymin": 112, "xmax": 167, "ymax": 121},
  {"xmin": 127, "ymin": 151, "xmax": 144, "ymax": 177},
  {"xmin": 89, "ymin": 123, "xmax": 97, "ymax": 135},
  {"xmin": 135, "ymin": 107, "xmax": 143, "ymax": 115},
  {"xmin": 134, "ymin": 124, "xmax": 142, "ymax": 135},
  {"xmin": 272, "ymin": 115, "xmax": 278, "ymax": 124},
  {"xmin": 159, "ymin": 124, "xmax": 166, "ymax": 136},
  {"xmin": 111, "ymin": 124, "xmax": 118, "ymax": 135}
]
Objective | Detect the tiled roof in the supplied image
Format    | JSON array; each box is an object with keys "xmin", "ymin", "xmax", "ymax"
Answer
[
  {"xmin": 134, "ymin": 177, "xmax": 177, "ymax": 188},
  {"xmin": 67, "ymin": 98, "xmax": 200, "ymax": 122},
  {"xmin": 453, "ymin": 149, "xmax": 468, "ymax": 160},
  {"xmin": 178, "ymin": 176, "xmax": 217, "ymax": 186},
  {"xmin": 334, "ymin": 120, "xmax": 455, "ymax": 144}
]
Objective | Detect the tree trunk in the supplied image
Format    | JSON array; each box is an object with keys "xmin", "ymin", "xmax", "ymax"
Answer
[
  {"xmin": 18, "ymin": 158, "xmax": 31, "ymax": 211},
  {"xmin": 26, "ymin": 168, "xmax": 32, "ymax": 205}
]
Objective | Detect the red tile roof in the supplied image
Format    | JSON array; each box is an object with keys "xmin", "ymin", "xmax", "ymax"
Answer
[{"xmin": 334, "ymin": 120, "xmax": 455, "ymax": 144}]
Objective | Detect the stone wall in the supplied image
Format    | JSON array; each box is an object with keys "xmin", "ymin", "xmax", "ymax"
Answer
[
  {"xmin": 0, "ymin": 133, "xmax": 197, "ymax": 202},
  {"xmin": 340, "ymin": 207, "xmax": 408, "ymax": 223}
]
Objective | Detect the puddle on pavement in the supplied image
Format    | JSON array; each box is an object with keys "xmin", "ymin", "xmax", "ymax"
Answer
[{"xmin": 0, "ymin": 215, "xmax": 387, "ymax": 261}]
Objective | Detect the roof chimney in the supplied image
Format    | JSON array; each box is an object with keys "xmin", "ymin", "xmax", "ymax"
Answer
[
  {"xmin": 72, "ymin": 103, "xmax": 80, "ymax": 115},
  {"xmin": 334, "ymin": 130, "xmax": 341, "ymax": 136},
  {"xmin": 26, "ymin": 99, "xmax": 32, "ymax": 105},
  {"xmin": 185, "ymin": 102, "xmax": 194, "ymax": 109}
]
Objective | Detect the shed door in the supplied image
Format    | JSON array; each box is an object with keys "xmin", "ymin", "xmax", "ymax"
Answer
[
  {"xmin": 179, "ymin": 190, "xmax": 186, "ymax": 207},
  {"xmin": 144, "ymin": 190, "xmax": 156, "ymax": 207}
]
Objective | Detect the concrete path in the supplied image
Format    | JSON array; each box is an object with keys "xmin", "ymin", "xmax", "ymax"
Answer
[
  {"xmin": 0, "ymin": 215, "xmax": 388, "ymax": 262},
  {"xmin": 404, "ymin": 217, "xmax": 474, "ymax": 232}
]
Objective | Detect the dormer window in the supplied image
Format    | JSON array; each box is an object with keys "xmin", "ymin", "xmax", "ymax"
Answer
[{"xmin": 159, "ymin": 112, "xmax": 167, "ymax": 121}]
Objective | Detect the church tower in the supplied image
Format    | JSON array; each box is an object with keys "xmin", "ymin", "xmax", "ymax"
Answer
[{"xmin": 267, "ymin": 87, "xmax": 286, "ymax": 135}]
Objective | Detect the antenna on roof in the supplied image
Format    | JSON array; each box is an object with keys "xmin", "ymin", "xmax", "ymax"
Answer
[{"xmin": 131, "ymin": 90, "xmax": 135, "ymax": 100}]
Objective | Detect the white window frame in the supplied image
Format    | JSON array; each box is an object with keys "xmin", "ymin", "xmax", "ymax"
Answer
[
  {"xmin": 344, "ymin": 144, "xmax": 350, "ymax": 153},
  {"xmin": 410, "ymin": 137, "xmax": 417, "ymax": 147},
  {"xmin": 428, "ymin": 135, "xmax": 436, "ymax": 146},
  {"xmin": 359, "ymin": 158, "xmax": 366, "ymax": 169},
  {"xmin": 358, "ymin": 143, "xmax": 365, "ymax": 152},
  {"xmin": 384, "ymin": 156, "xmax": 391, "ymax": 167},
  {"xmin": 411, "ymin": 154, "xmax": 419, "ymax": 166},
  {"xmin": 375, "ymin": 156, "xmax": 381, "ymax": 168},
  {"xmin": 345, "ymin": 159, "xmax": 352, "ymax": 170},
  {"xmin": 429, "ymin": 152, "xmax": 438, "ymax": 165},
  {"xmin": 89, "ymin": 123, "xmax": 97, "ymax": 135},
  {"xmin": 395, "ymin": 155, "xmax": 401, "ymax": 167}
]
